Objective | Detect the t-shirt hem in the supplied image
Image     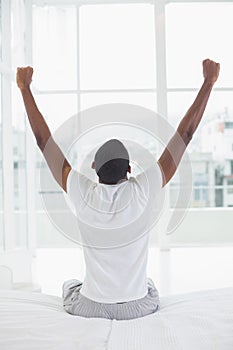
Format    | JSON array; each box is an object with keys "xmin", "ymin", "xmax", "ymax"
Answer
[{"xmin": 80, "ymin": 289, "xmax": 148, "ymax": 304}]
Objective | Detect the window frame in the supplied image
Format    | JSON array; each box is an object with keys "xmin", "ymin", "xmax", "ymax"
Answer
[{"xmin": 29, "ymin": 0, "xmax": 233, "ymax": 248}]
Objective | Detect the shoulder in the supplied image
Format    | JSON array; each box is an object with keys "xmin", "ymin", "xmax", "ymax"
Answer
[
  {"xmin": 134, "ymin": 162, "xmax": 163, "ymax": 190},
  {"xmin": 66, "ymin": 169, "xmax": 96, "ymax": 197}
]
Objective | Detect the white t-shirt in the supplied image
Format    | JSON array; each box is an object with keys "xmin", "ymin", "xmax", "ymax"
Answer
[{"xmin": 66, "ymin": 163, "xmax": 164, "ymax": 303}]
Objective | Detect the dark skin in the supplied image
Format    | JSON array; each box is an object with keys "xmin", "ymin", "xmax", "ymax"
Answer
[
  {"xmin": 17, "ymin": 59, "xmax": 220, "ymax": 191},
  {"xmin": 91, "ymin": 161, "xmax": 131, "ymax": 184}
]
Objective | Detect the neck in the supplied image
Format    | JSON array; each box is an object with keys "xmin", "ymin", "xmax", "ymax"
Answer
[{"xmin": 99, "ymin": 177, "xmax": 128, "ymax": 185}]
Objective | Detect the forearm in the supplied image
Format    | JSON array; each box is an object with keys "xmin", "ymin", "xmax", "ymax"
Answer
[
  {"xmin": 20, "ymin": 86, "xmax": 51, "ymax": 149},
  {"xmin": 177, "ymin": 79, "xmax": 214, "ymax": 144}
]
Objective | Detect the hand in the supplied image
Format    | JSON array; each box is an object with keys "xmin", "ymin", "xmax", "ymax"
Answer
[
  {"xmin": 16, "ymin": 66, "xmax": 33, "ymax": 90},
  {"xmin": 203, "ymin": 59, "xmax": 220, "ymax": 84}
]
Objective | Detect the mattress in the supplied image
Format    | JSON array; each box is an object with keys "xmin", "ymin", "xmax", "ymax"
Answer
[{"xmin": 0, "ymin": 287, "xmax": 233, "ymax": 350}]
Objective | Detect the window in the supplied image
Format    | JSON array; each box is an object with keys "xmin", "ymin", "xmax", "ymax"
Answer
[
  {"xmin": 227, "ymin": 179, "xmax": 233, "ymax": 195},
  {"xmin": 166, "ymin": 2, "xmax": 233, "ymax": 208},
  {"xmin": 0, "ymin": 0, "xmax": 29, "ymax": 250},
  {"xmin": 32, "ymin": 3, "xmax": 158, "ymax": 207},
  {"xmin": 31, "ymin": 2, "xmax": 159, "ymax": 247},
  {"xmin": 79, "ymin": 4, "xmax": 156, "ymax": 90},
  {"xmin": 11, "ymin": 0, "xmax": 28, "ymax": 247},
  {"xmin": 0, "ymin": 73, "xmax": 3, "ymax": 249},
  {"xmin": 225, "ymin": 122, "xmax": 233, "ymax": 129},
  {"xmin": 231, "ymin": 160, "xmax": 233, "ymax": 174},
  {"xmin": 1, "ymin": 0, "xmax": 232, "ymax": 250}
]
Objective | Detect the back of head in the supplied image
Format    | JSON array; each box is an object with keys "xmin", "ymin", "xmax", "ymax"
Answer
[{"xmin": 94, "ymin": 139, "xmax": 129, "ymax": 184}]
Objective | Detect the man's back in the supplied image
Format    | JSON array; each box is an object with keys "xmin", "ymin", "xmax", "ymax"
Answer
[{"xmin": 66, "ymin": 163, "xmax": 163, "ymax": 303}]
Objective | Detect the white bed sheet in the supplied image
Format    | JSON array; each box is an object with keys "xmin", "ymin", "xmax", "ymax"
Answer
[
  {"xmin": 0, "ymin": 291, "xmax": 111, "ymax": 350},
  {"xmin": 0, "ymin": 288, "xmax": 233, "ymax": 350},
  {"xmin": 109, "ymin": 288, "xmax": 233, "ymax": 350}
]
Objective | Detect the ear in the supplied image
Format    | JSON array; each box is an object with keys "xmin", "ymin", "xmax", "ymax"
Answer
[
  {"xmin": 91, "ymin": 161, "xmax": 95, "ymax": 169},
  {"xmin": 128, "ymin": 165, "xmax": 131, "ymax": 173}
]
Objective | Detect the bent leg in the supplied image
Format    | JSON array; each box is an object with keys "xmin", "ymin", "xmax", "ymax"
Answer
[{"xmin": 62, "ymin": 279, "xmax": 82, "ymax": 314}]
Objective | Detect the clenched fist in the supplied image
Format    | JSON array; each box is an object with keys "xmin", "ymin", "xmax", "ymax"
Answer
[
  {"xmin": 203, "ymin": 59, "xmax": 220, "ymax": 84},
  {"xmin": 16, "ymin": 66, "xmax": 33, "ymax": 90}
]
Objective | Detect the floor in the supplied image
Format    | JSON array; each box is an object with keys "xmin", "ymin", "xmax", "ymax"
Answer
[{"xmin": 35, "ymin": 246, "xmax": 233, "ymax": 297}]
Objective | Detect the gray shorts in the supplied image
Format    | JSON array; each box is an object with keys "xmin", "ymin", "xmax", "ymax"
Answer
[{"xmin": 62, "ymin": 278, "xmax": 160, "ymax": 320}]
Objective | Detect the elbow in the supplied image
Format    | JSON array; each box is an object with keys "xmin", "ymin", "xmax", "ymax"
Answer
[
  {"xmin": 181, "ymin": 130, "xmax": 193, "ymax": 145},
  {"xmin": 37, "ymin": 134, "xmax": 52, "ymax": 152}
]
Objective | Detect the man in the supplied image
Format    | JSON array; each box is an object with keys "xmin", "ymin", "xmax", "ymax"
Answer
[{"xmin": 17, "ymin": 59, "xmax": 220, "ymax": 320}]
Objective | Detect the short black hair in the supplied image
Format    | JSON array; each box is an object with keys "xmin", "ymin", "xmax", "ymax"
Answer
[{"xmin": 94, "ymin": 139, "xmax": 129, "ymax": 184}]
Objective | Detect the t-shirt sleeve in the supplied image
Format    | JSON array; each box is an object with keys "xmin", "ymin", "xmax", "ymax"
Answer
[
  {"xmin": 133, "ymin": 162, "xmax": 165, "ymax": 221},
  {"xmin": 66, "ymin": 168, "xmax": 96, "ymax": 214},
  {"xmin": 134, "ymin": 161, "xmax": 163, "ymax": 191}
]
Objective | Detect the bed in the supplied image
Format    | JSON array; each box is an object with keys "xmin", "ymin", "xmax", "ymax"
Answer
[{"xmin": 0, "ymin": 287, "xmax": 233, "ymax": 350}]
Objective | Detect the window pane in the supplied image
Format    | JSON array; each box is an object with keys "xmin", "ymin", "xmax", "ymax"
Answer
[
  {"xmin": 0, "ymin": 74, "xmax": 3, "ymax": 249},
  {"xmin": 81, "ymin": 92, "xmax": 157, "ymax": 111},
  {"xmin": 14, "ymin": 212, "xmax": 27, "ymax": 247},
  {"xmin": 11, "ymin": 0, "xmax": 25, "ymax": 70},
  {"xmin": 79, "ymin": 93, "xmax": 158, "ymax": 180},
  {"xmin": 67, "ymin": 124, "xmax": 160, "ymax": 181},
  {"xmin": 80, "ymin": 4, "xmax": 156, "ymax": 89},
  {"xmin": 166, "ymin": 2, "xmax": 233, "ymax": 88},
  {"xmin": 12, "ymin": 84, "xmax": 27, "ymax": 248},
  {"xmin": 168, "ymin": 91, "xmax": 233, "ymax": 208},
  {"xmin": 0, "ymin": 0, "xmax": 2, "ymax": 62},
  {"xmin": 32, "ymin": 6, "xmax": 77, "ymax": 90},
  {"xmin": 11, "ymin": 1, "xmax": 28, "ymax": 248},
  {"xmin": 35, "ymin": 94, "xmax": 77, "ymax": 211},
  {"xmin": 81, "ymin": 92, "xmax": 157, "ymax": 170},
  {"xmin": 35, "ymin": 94, "xmax": 77, "ymax": 133}
]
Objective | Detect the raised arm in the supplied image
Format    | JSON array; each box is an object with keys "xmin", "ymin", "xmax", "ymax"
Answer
[
  {"xmin": 16, "ymin": 66, "xmax": 71, "ymax": 192},
  {"xmin": 158, "ymin": 59, "xmax": 220, "ymax": 187}
]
